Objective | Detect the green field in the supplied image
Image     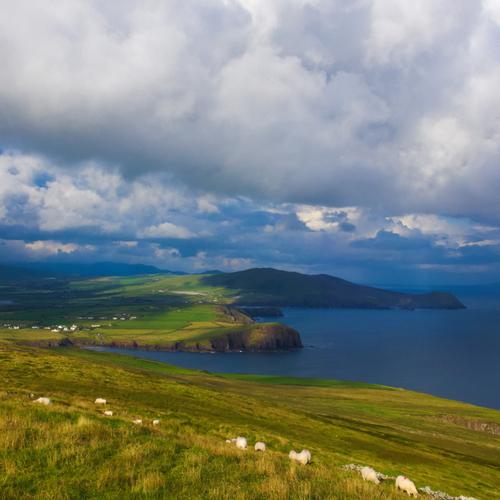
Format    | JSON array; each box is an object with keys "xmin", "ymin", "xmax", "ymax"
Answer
[
  {"xmin": 0, "ymin": 273, "xmax": 499, "ymax": 498},
  {"xmin": 0, "ymin": 339, "xmax": 499, "ymax": 499},
  {"xmin": 0, "ymin": 274, "xmax": 280, "ymax": 350}
]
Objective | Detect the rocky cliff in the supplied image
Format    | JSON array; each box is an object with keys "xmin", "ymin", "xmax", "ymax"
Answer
[{"xmin": 209, "ymin": 323, "xmax": 303, "ymax": 352}]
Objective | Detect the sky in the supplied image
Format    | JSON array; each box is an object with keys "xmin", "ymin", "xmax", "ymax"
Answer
[{"xmin": 1, "ymin": 0, "xmax": 500, "ymax": 285}]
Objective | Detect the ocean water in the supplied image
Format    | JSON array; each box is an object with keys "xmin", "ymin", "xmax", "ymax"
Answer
[{"xmin": 97, "ymin": 294, "xmax": 500, "ymax": 409}]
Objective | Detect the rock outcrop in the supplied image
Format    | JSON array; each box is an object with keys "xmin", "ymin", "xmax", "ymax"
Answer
[{"xmin": 209, "ymin": 323, "xmax": 303, "ymax": 352}]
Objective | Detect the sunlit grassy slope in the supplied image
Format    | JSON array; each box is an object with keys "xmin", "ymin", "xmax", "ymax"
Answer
[
  {"xmin": 0, "ymin": 274, "xmax": 296, "ymax": 350},
  {"xmin": 0, "ymin": 340, "xmax": 499, "ymax": 499},
  {"xmin": 0, "ymin": 304, "xmax": 246, "ymax": 348}
]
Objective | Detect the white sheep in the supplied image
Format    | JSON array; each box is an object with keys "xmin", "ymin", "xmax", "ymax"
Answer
[
  {"xmin": 297, "ymin": 449, "xmax": 311, "ymax": 465},
  {"xmin": 289, "ymin": 449, "xmax": 311, "ymax": 465},
  {"xmin": 152, "ymin": 419, "xmax": 160, "ymax": 426},
  {"xmin": 225, "ymin": 439, "xmax": 232, "ymax": 443},
  {"xmin": 104, "ymin": 410, "xmax": 113, "ymax": 416},
  {"xmin": 395, "ymin": 476, "xmax": 418, "ymax": 497},
  {"xmin": 361, "ymin": 466, "xmax": 380, "ymax": 485},
  {"xmin": 133, "ymin": 419, "xmax": 142, "ymax": 425},
  {"xmin": 254, "ymin": 441, "xmax": 266, "ymax": 452},
  {"xmin": 94, "ymin": 398, "xmax": 107, "ymax": 405},
  {"xmin": 235, "ymin": 436, "xmax": 247, "ymax": 450},
  {"xmin": 34, "ymin": 397, "xmax": 51, "ymax": 405}
]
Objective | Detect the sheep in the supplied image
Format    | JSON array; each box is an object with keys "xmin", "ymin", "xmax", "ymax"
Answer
[
  {"xmin": 225, "ymin": 439, "xmax": 232, "ymax": 444},
  {"xmin": 104, "ymin": 410, "xmax": 113, "ymax": 416},
  {"xmin": 254, "ymin": 441, "xmax": 266, "ymax": 452},
  {"xmin": 395, "ymin": 476, "xmax": 418, "ymax": 497},
  {"xmin": 297, "ymin": 449, "xmax": 311, "ymax": 465},
  {"xmin": 361, "ymin": 466, "xmax": 380, "ymax": 485},
  {"xmin": 235, "ymin": 436, "xmax": 247, "ymax": 450},
  {"xmin": 152, "ymin": 419, "xmax": 160, "ymax": 426},
  {"xmin": 133, "ymin": 419, "xmax": 142, "ymax": 425},
  {"xmin": 94, "ymin": 398, "xmax": 107, "ymax": 405},
  {"xmin": 34, "ymin": 397, "xmax": 51, "ymax": 405},
  {"xmin": 289, "ymin": 449, "xmax": 311, "ymax": 465}
]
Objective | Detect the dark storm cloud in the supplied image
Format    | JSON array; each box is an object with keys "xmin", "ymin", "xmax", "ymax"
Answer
[
  {"xmin": 0, "ymin": 1, "xmax": 499, "ymax": 221},
  {"xmin": 1, "ymin": 2, "xmax": 500, "ymax": 283}
]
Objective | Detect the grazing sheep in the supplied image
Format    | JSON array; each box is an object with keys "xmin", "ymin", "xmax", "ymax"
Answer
[
  {"xmin": 104, "ymin": 410, "xmax": 113, "ymax": 416},
  {"xmin": 34, "ymin": 397, "xmax": 51, "ymax": 405},
  {"xmin": 254, "ymin": 441, "xmax": 266, "ymax": 452},
  {"xmin": 235, "ymin": 437, "xmax": 247, "ymax": 450},
  {"xmin": 133, "ymin": 419, "xmax": 142, "ymax": 425},
  {"xmin": 396, "ymin": 476, "xmax": 418, "ymax": 497},
  {"xmin": 95, "ymin": 398, "xmax": 107, "ymax": 405},
  {"xmin": 297, "ymin": 449, "xmax": 311, "ymax": 465},
  {"xmin": 152, "ymin": 419, "xmax": 160, "ymax": 426},
  {"xmin": 225, "ymin": 439, "xmax": 232, "ymax": 443},
  {"xmin": 289, "ymin": 449, "xmax": 311, "ymax": 465},
  {"xmin": 361, "ymin": 466, "xmax": 380, "ymax": 485}
]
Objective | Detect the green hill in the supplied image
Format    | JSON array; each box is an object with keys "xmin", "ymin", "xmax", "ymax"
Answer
[
  {"xmin": 0, "ymin": 339, "xmax": 498, "ymax": 499},
  {"xmin": 203, "ymin": 268, "xmax": 465, "ymax": 309}
]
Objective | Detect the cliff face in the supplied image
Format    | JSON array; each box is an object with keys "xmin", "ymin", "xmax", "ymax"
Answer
[
  {"xmin": 209, "ymin": 323, "xmax": 303, "ymax": 352},
  {"xmin": 44, "ymin": 322, "xmax": 303, "ymax": 353}
]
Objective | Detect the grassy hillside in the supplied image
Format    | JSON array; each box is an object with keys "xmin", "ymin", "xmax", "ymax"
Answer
[
  {"xmin": 202, "ymin": 268, "xmax": 465, "ymax": 309},
  {"xmin": 0, "ymin": 274, "xmax": 300, "ymax": 351},
  {"xmin": 0, "ymin": 339, "xmax": 498, "ymax": 499}
]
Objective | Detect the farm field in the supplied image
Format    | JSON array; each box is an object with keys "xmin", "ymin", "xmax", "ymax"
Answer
[{"xmin": 0, "ymin": 274, "xmax": 296, "ymax": 351}]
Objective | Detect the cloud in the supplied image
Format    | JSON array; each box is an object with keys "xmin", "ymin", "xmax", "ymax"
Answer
[
  {"xmin": 0, "ymin": 1, "xmax": 499, "ymax": 222},
  {"xmin": 25, "ymin": 240, "xmax": 94, "ymax": 255},
  {"xmin": 2, "ymin": 150, "xmax": 500, "ymax": 283},
  {"xmin": 138, "ymin": 222, "xmax": 195, "ymax": 240},
  {"xmin": 1, "ymin": 2, "xmax": 500, "ymax": 284}
]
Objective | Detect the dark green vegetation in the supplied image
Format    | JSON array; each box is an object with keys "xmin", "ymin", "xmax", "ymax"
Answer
[
  {"xmin": 0, "ymin": 340, "xmax": 499, "ymax": 499},
  {"xmin": 0, "ymin": 264, "xmax": 467, "ymax": 353},
  {"xmin": 203, "ymin": 268, "xmax": 465, "ymax": 309},
  {"xmin": 0, "ymin": 266, "xmax": 497, "ymax": 498},
  {"xmin": 0, "ymin": 272, "xmax": 301, "ymax": 351}
]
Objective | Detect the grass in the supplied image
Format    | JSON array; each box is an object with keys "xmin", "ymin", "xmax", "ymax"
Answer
[
  {"xmin": 0, "ymin": 275, "xmax": 270, "ymax": 350},
  {"xmin": 0, "ymin": 305, "xmax": 257, "ymax": 349},
  {"xmin": 0, "ymin": 340, "xmax": 499, "ymax": 499},
  {"xmin": 0, "ymin": 274, "xmax": 499, "ymax": 498}
]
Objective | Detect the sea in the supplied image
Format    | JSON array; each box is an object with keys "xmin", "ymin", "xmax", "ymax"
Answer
[{"xmin": 95, "ymin": 289, "xmax": 500, "ymax": 410}]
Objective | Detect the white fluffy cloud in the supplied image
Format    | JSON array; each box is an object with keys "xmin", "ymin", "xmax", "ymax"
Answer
[
  {"xmin": 138, "ymin": 222, "xmax": 195, "ymax": 239},
  {"xmin": 2, "ymin": 1, "xmax": 500, "ymax": 282},
  {"xmin": 1, "ymin": 152, "xmax": 500, "ymax": 282},
  {"xmin": 0, "ymin": 1, "xmax": 499, "ymax": 222}
]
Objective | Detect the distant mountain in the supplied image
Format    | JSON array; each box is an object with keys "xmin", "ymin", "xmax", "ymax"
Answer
[
  {"xmin": 0, "ymin": 264, "xmax": 48, "ymax": 281},
  {"xmin": 203, "ymin": 268, "xmax": 465, "ymax": 310},
  {"xmin": 9, "ymin": 262, "xmax": 186, "ymax": 278}
]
